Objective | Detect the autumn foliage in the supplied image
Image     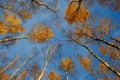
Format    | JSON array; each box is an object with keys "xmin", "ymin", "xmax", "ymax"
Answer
[
  {"xmin": 78, "ymin": 55, "xmax": 92, "ymax": 72},
  {"xmin": 99, "ymin": 63, "xmax": 108, "ymax": 73},
  {"xmin": 48, "ymin": 70, "xmax": 62, "ymax": 80},
  {"xmin": 19, "ymin": 10, "xmax": 32, "ymax": 20},
  {"xmin": 64, "ymin": 2, "xmax": 90, "ymax": 24},
  {"xmin": 0, "ymin": 12, "xmax": 26, "ymax": 34},
  {"xmin": 30, "ymin": 24, "xmax": 54, "ymax": 43},
  {"xmin": 60, "ymin": 57, "xmax": 75, "ymax": 72},
  {"xmin": 0, "ymin": 73, "xmax": 10, "ymax": 80},
  {"xmin": 0, "ymin": 0, "xmax": 120, "ymax": 80}
]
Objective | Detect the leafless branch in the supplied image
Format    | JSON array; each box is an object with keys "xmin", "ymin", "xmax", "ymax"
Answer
[
  {"xmin": 107, "ymin": 34, "xmax": 120, "ymax": 43},
  {"xmin": 82, "ymin": 40, "xmax": 94, "ymax": 44},
  {"xmin": 0, "ymin": 56, "xmax": 20, "ymax": 74},
  {"xmin": 0, "ymin": 36, "xmax": 28, "ymax": 43},
  {"xmin": 37, "ymin": 44, "xmax": 59, "ymax": 80},
  {"xmin": 85, "ymin": 34, "xmax": 120, "ymax": 50},
  {"xmin": 33, "ymin": 0, "xmax": 58, "ymax": 12},
  {"xmin": 0, "ymin": 3, "xmax": 17, "ymax": 13},
  {"xmin": 9, "ymin": 50, "xmax": 37, "ymax": 80},
  {"xmin": 68, "ymin": 34, "xmax": 120, "ymax": 77}
]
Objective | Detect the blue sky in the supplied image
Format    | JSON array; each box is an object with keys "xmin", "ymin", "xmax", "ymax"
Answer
[{"xmin": 0, "ymin": 0, "xmax": 120, "ymax": 80}]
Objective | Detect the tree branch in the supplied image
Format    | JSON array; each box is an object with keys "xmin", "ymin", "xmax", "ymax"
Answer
[
  {"xmin": 37, "ymin": 44, "xmax": 59, "ymax": 80},
  {"xmin": 0, "ymin": 32, "xmax": 42, "ymax": 43},
  {"xmin": 0, "ymin": 36, "xmax": 28, "ymax": 43},
  {"xmin": 0, "ymin": 3, "xmax": 17, "ymax": 13},
  {"xmin": 0, "ymin": 56, "xmax": 20, "ymax": 74},
  {"xmin": 85, "ymin": 34, "xmax": 120, "ymax": 50},
  {"xmin": 33, "ymin": 0, "xmax": 58, "ymax": 12},
  {"xmin": 107, "ymin": 34, "xmax": 120, "ymax": 43},
  {"xmin": 9, "ymin": 50, "xmax": 37, "ymax": 80},
  {"xmin": 69, "ymin": 0, "xmax": 83, "ymax": 12},
  {"xmin": 68, "ymin": 34, "xmax": 120, "ymax": 77},
  {"xmin": 91, "ymin": 71, "xmax": 100, "ymax": 80}
]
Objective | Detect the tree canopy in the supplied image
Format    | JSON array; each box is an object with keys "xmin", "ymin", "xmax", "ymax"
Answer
[{"xmin": 0, "ymin": 0, "xmax": 120, "ymax": 80}]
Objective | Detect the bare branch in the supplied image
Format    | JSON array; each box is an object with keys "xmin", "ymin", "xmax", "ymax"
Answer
[
  {"xmin": 91, "ymin": 71, "xmax": 100, "ymax": 80},
  {"xmin": 107, "ymin": 34, "xmax": 120, "ymax": 43},
  {"xmin": 84, "ymin": 71, "xmax": 100, "ymax": 80},
  {"xmin": 85, "ymin": 34, "xmax": 120, "ymax": 50},
  {"xmin": 37, "ymin": 44, "xmax": 59, "ymax": 80},
  {"xmin": 0, "ymin": 56, "xmax": 20, "ymax": 74},
  {"xmin": 0, "ymin": 3, "xmax": 17, "ymax": 13},
  {"xmin": 0, "ymin": 31, "xmax": 47, "ymax": 43},
  {"xmin": 9, "ymin": 50, "xmax": 37, "ymax": 80},
  {"xmin": 33, "ymin": 0, "xmax": 58, "ymax": 12},
  {"xmin": 82, "ymin": 40, "xmax": 94, "ymax": 44},
  {"xmin": 68, "ymin": 34, "xmax": 120, "ymax": 77},
  {"xmin": 0, "ymin": 36, "xmax": 28, "ymax": 43}
]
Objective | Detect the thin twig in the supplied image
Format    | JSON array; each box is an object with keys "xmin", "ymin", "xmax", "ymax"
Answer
[
  {"xmin": 91, "ymin": 71, "xmax": 100, "ymax": 80},
  {"xmin": 107, "ymin": 34, "xmax": 120, "ymax": 43},
  {"xmin": 0, "ymin": 3, "xmax": 17, "ymax": 13},
  {"xmin": 82, "ymin": 40, "xmax": 94, "ymax": 44}
]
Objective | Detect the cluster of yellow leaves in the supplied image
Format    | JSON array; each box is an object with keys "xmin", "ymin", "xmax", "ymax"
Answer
[
  {"xmin": 99, "ymin": 45, "xmax": 120, "ymax": 60},
  {"xmin": 64, "ymin": 2, "xmax": 90, "ymax": 24},
  {"xmin": 48, "ymin": 70, "xmax": 62, "ymax": 80},
  {"xmin": 60, "ymin": 57, "xmax": 75, "ymax": 72},
  {"xmin": 0, "ymin": 73, "xmax": 10, "ymax": 80},
  {"xmin": 19, "ymin": 10, "xmax": 32, "ymax": 20},
  {"xmin": 93, "ymin": 18, "xmax": 112, "ymax": 38},
  {"xmin": 0, "ymin": 12, "xmax": 26, "ymax": 34},
  {"xmin": 75, "ymin": 27, "xmax": 91, "ymax": 36},
  {"xmin": 99, "ymin": 45, "xmax": 109, "ymax": 55},
  {"xmin": 110, "ymin": 51, "xmax": 120, "ymax": 60},
  {"xmin": 30, "ymin": 24, "xmax": 54, "ymax": 43},
  {"xmin": 101, "ymin": 77, "xmax": 109, "ymax": 80},
  {"xmin": 0, "ymin": 70, "xmax": 28, "ymax": 80},
  {"xmin": 99, "ymin": 18, "xmax": 111, "ymax": 34},
  {"xmin": 4, "ymin": 13, "xmax": 21, "ymax": 25},
  {"xmin": 73, "ymin": 27, "xmax": 91, "ymax": 42},
  {"xmin": 15, "ymin": 70, "xmax": 29, "ymax": 80},
  {"xmin": 0, "ymin": 21, "xmax": 7, "ymax": 34},
  {"xmin": 114, "ymin": 77, "xmax": 120, "ymax": 80},
  {"xmin": 99, "ymin": 63, "xmax": 108, "ymax": 73},
  {"xmin": 78, "ymin": 55, "xmax": 92, "ymax": 72}
]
